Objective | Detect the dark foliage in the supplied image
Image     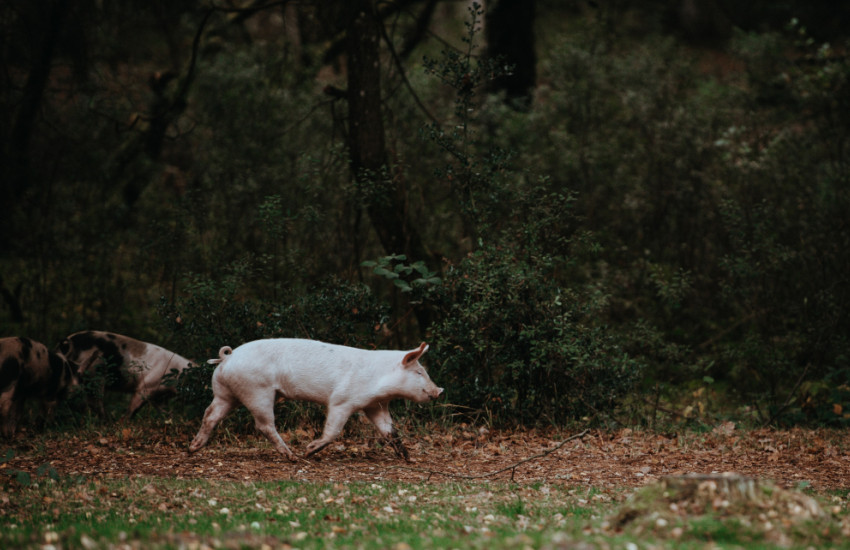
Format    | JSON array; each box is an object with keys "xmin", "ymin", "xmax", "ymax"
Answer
[{"xmin": 1, "ymin": 2, "xmax": 848, "ymax": 428}]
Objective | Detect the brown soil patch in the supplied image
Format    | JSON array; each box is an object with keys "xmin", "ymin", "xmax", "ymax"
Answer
[{"xmin": 4, "ymin": 424, "xmax": 849, "ymax": 490}]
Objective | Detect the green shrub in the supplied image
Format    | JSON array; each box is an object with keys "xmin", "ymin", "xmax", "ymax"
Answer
[
  {"xmin": 429, "ymin": 243, "xmax": 642, "ymax": 425},
  {"xmin": 711, "ymin": 28, "xmax": 850, "ymax": 423}
]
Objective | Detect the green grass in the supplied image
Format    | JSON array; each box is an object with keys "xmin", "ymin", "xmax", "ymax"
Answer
[
  {"xmin": 1, "ymin": 476, "xmax": 607, "ymax": 549},
  {"xmin": 3, "ymin": 474, "xmax": 848, "ymax": 549}
]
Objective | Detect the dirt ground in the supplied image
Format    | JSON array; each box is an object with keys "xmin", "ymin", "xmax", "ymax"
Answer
[{"xmin": 4, "ymin": 422, "xmax": 849, "ymax": 491}]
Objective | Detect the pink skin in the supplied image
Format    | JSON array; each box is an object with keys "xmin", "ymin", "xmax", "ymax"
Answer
[{"xmin": 189, "ymin": 339, "xmax": 443, "ymax": 461}]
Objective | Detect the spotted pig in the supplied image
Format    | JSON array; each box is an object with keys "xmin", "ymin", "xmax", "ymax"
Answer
[
  {"xmin": 57, "ymin": 331, "xmax": 193, "ymax": 417},
  {"xmin": 0, "ymin": 337, "xmax": 82, "ymax": 437}
]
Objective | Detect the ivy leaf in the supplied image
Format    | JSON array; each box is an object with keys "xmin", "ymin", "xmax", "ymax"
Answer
[
  {"xmin": 373, "ymin": 267, "xmax": 395, "ymax": 278},
  {"xmin": 412, "ymin": 261, "xmax": 432, "ymax": 276},
  {"xmin": 393, "ymin": 279, "xmax": 413, "ymax": 292}
]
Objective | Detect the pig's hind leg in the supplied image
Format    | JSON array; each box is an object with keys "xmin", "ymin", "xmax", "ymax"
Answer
[
  {"xmin": 189, "ymin": 395, "xmax": 234, "ymax": 453},
  {"xmin": 363, "ymin": 404, "xmax": 410, "ymax": 462},
  {"xmin": 242, "ymin": 392, "xmax": 296, "ymax": 461}
]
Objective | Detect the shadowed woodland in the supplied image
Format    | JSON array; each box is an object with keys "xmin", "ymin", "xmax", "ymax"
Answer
[{"xmin": 1, "ymin": 0, "xmax": 849, "ymax": 429}]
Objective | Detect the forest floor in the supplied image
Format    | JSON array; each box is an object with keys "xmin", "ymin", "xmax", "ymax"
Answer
[{"xmin": 4, "ymin": 422, "xmax": 849, "ymax": 491}]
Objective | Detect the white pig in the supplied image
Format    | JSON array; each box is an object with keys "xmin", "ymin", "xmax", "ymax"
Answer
[{"xmin": 188, "ymin": 339, "xmax": 443, "ymax": 461}]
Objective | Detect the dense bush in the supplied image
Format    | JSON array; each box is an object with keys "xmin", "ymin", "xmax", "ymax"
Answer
[
  {"xmin": 428, "ymin": 243, "xmax": 642, "ymax": 425},
  {"xmin": 710, "ymin": 26, "xmax": 850, "ymax": 423}
]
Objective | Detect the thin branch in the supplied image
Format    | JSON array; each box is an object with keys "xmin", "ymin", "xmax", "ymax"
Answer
[
  {"xmin": 206, "ymin": 0, "xmax": 291, "ymax": 16},
  {"xmin": 577, "ymin": 394, "xmax": 629, "ymax": 428},
  {"xmin": 697, "ymin": 309, "xmax": 763, "ymax": 349},
  {"xmin": 399, "ymin": 0, "xmax": 439, "ymax": 60},
  {"xmin": 278, "ymin": 98, "xmax": 338, "ymax": 137},
  {"xmin": 179, "ymin": 8, "xmax": 216, "ymax": 98},
  {"xmin": 377, "ymin": 14, "xmax": 440, "ymax": 126},
  {"xmin": 377, "ymin": 429, "xmax": 590, "ymax": 481},
  {"xmin": 422, "ymin": 25, "xmax": 476, "ymax": 57},
  {"xmin": 641, "ymin": 397, "xmax": 700, "ymax": 424},
  {"xmin": 652, "ymin": 382, "xmax": 660, "ymax": 430}
]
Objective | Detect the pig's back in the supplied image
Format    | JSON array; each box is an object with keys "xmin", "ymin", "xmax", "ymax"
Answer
[
  {"xmin": 216, "ymin": 339, "xmax": 376, "ymax": 403},
  {"xmin": 127, "ymin": 343, "xmax": 191, "ymax": 377}
]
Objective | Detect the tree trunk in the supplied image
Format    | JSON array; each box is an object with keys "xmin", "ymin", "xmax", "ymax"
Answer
[
  {"xmin": 485, "ymin": 0, "xmax": 536, "ymax": 110},
  {"xmin": 1, "ymin": 0, "xmax": 70, "ymax": 249},
  {"xmin": 344, "ymin": 0, "xmax": 432, "ymax": 336},
  {"xmin": 345, "ymin": 0, "xmax": 428, "ymax": 261}
]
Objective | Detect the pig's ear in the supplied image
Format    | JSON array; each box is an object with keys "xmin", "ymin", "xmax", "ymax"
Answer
[
  {"xmin": 402, "ymin": 342, "xmax": 429, "ymax": 367},
  {"xmin": 57, "ymin": 338, "xmax": 71, "ymax": 356}
]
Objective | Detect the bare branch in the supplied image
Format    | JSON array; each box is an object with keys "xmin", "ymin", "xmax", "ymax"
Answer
[
  {"xmin": 377, "ymin": 13, "xmax": 441, "ymax": 126},
  {"xmin": 378, "ymin": 429, "xmax": 590, "ymax": 480}
]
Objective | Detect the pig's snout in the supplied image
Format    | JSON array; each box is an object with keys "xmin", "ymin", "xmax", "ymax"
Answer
[{"xmin": 425, "ymin": 386, "xmax": 444, "ymax": 400}]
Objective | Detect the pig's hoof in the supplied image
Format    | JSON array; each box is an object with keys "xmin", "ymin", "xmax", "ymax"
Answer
[{"xmin": 305, "ymin": 441, "xmax": 328, "ymax": 457}]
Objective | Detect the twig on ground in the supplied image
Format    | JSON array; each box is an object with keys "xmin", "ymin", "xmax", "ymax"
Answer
[{"xmin": 377, "ymin": 429, "xmax": 590, "ymax": 481}]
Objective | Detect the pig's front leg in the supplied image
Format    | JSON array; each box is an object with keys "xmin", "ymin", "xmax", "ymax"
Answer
[
  {"xmin": 305, "ymin": 404, "xmax": 355, "ymax": 458},
  {"xmin": 0, "ymin": 389, "xmax": 17, "ymax": 438},
  {"xmin": 127, "ymin": 391, "xmax": 149, "ymax": 419},
  {"xmin": 364, "ymin": 403, "xmax": 410, "ymax": 462}
]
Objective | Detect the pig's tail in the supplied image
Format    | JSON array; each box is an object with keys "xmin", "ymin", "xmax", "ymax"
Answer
[{"xmin": 207, "ymin": 346, "xmax": 233, "ymax": 365}]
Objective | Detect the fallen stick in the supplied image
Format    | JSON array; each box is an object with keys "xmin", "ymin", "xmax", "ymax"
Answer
[{"xmin": 380, "ymin": 429, "xmax": 590, "ymax": 482}]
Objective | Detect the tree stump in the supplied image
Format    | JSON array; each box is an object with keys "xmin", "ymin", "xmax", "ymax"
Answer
[
  {"xmin": 659, "ymin": 472, "xmax": 823, "ymax": 519},
  {"xmin": 603, "ymin": 473, "xmax": 828, "ymax": 547},
  {"xmin": 662, "ymin": 472, "xmax": 759, "ymax": 502},
  {"xmin": 612, "ymin": 472, "xmax": 826, "ymax": 536}
]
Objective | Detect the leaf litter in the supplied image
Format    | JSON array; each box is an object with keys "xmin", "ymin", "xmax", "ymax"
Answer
[
  {"xmin": 2, "ymin": 422, "xmax": 850, "ymax": 547},
  {"xmin": 3, "ymin": 423, "xmax": 850, "ymax": 489}
]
